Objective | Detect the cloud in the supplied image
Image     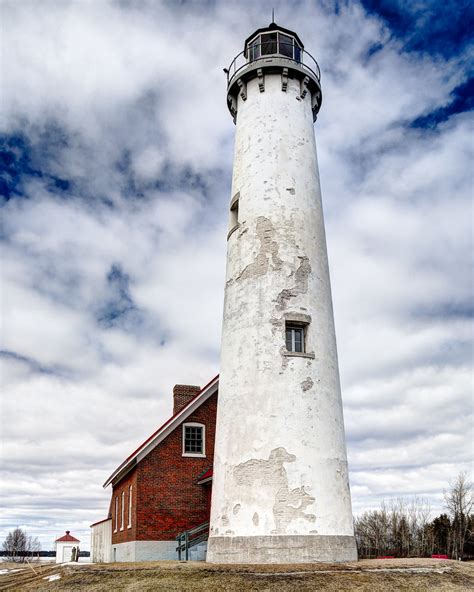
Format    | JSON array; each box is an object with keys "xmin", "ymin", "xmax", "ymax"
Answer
[{"xmin": 1, "ymin": 0, "xmax": 472, "ymax": 550}]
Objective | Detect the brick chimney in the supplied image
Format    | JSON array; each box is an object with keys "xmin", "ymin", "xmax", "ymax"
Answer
[{"xmin": 173, "ymin": 384, "xmax": 201, "ymax": 415}]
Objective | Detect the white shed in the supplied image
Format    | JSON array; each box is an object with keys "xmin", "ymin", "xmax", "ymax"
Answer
[
  {"xmin": 55, "ymin": 531, "xmax": 80, "ymax": 563},
  {"xmin": 90, "ymin": 518, "xmax": 112, "ymax": 563}
]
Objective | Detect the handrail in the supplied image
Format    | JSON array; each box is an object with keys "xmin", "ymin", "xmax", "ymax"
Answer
[
  {"xmin": 184, "ymin": 521, "xmax": 209, "ymax": 537},
  {"xmin": 176, "ymin": 521, "xmax": 210, "ymax": 560},
  {"xmin": 226, "ymin": 42, "xmax": 321, "ymax": 88}
]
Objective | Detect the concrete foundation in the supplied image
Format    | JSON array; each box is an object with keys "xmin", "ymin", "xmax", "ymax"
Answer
[
  {"xmin": 111, "ymin": 540, "xmax": 178, "ymax": 562},
  {"xmin": 207, "ymin": 535, "xmax": 357, "ymax": 564}
]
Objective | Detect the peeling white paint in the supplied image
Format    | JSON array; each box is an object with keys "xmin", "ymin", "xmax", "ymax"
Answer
[{"xmin": 208, "ymin": 71, "xmax": 356, "ymax": 562}]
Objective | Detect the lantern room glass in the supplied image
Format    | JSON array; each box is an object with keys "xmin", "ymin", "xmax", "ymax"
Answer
[{"xmin": 247, "ymin": 31, "xmax": 302, "ymax": 63}]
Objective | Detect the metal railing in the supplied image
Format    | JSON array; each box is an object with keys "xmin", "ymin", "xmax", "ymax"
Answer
[
  {"xmin": 226, "ymin": 42, "xmax": 321, "ymax": 87},
  {"xmin": 176, "ymin": 521, "xmax": 209, "ymax": 561}
]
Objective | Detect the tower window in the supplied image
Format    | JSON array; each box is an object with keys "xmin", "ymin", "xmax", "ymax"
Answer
[
  {"xmin": 230, "ymin": 197, "xmax": 239, "ymax": 228},
  {"xmin": 228, "ymin": 192, "xmax": 240, "ymax": 239},
  {"xmin": 182, "ymin": 423, "xmax": 206, "ymax": 457},
  {"xmin": 286, "ymin": 323, "xmax": 305, "ymax": 353}
]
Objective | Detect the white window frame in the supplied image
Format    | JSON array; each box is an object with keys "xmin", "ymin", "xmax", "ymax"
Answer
[
  {"xmin": 286, "ymin": 324, "xmax": 305, "ymax": 353},
  {"xmin": 120, "ymin": 491, "xmax": 125, "ymax": 530},
  {"xmin": 128, "ymin": 485, "xmax": 132, "ymax": 529},
  {"xmin": 114, "ymin": 496, "xmax": 118, "ymax": 533},
  {"xmin": 182, "ymin": 422, "xmax": 206, "ymax": 458}
]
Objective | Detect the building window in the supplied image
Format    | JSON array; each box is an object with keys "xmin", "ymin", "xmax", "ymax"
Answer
[
  {"xmin": 114, "ymin": 497, "xmax": 118, "ymax": 533},
  {"xmin": 128, "ymin": 485, "xmax": 132, "ymax": 528},
  {"xmin": 182, "ymin": 423, "xmax": 205, "ymax": 457},
  {"xmin": 120, "ymin": 491, "xmax": 125, "ymax": 530},
  {"xmin": 286, "ymin": 323, "xmax": 305, "ymax": 353}
]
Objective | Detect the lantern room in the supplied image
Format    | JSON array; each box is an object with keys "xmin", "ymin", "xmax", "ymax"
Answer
[
  {"xmin": 225, "ymin": 22, "xmax": 322, "ymax": 123},
  {"xmin": 245, "ymin": 23, "xmax": 303, "ymax": 63}
]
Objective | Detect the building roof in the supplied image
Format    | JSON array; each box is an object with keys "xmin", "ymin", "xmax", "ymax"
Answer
[
  {"xmin": 196, "ymin": 468, "xmax": 213, "ymax": 484},
  {"xmin": 55, "ymin": 531, "xmax": 80, "ymax": 543},
  {"xmin": 90, "ymin": 517, "xmax": 112, "ymax": 528},
  {"xmin": 103, "ymin": 374, "xmax": 219, "ymax": 488}
]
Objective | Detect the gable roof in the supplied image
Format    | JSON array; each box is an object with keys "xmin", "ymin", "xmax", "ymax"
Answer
[
  {"xmin": 103, "ymin": 374, "xmax": 219, "ymax": 488},
  {"xmin": 55, "ymin": 531, "xmax": 80, "ymax": 543}
]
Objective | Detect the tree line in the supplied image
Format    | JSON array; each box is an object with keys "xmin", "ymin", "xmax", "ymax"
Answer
[{"xmin": 354, "ymin": 473, "xmax": 474, "ymax": 559}]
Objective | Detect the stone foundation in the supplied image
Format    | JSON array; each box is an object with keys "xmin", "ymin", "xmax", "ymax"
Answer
[{"xmin": 207, "ymin": 535, "xmax": 358, "ymax": 564}]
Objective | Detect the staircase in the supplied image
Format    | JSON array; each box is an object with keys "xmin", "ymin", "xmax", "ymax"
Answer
[{"xmin": 176, "ymin": 521, "xmax": 209, "ymax": 561}]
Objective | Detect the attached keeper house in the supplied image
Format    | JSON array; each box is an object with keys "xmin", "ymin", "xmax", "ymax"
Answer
[{"xmin": 91, "ymin": 377, "xmax": 218, "ymax": 562}]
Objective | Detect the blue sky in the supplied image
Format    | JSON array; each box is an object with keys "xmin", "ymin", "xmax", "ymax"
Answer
[{"xmin": 1, "ymin": 0, "xmax": 472, "ymax": 551}]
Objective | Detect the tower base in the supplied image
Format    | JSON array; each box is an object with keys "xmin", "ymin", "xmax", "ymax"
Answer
[{"xmin": 206, "ymin": 535, "xmax": 358, "ymax": 564}]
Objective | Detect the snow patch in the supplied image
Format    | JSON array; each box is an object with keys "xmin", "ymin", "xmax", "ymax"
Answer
[{"xmin": 44, "ymin": 573, "xmax": 61, "ymax": 582}]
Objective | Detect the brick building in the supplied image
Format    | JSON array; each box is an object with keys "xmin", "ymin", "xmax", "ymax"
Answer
[{"xmin": 91, "ymin": 376, "xmax": 218, "ymax": 562}]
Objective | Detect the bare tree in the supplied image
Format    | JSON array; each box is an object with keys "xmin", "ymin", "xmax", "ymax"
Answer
[
  {"xmin": 355, "ymin": 479, "xmax": 474, "ymax": 560},
  {"xmin": 444, "ymin": 472, "xmax": 473, "ymax": 559},
  {"xmin": 28, "ymin": 535, "xmax": 41, "ymax": 562},
  {"xmin": 2, "ymin": 528, "xmax": 41, "ymax": 563},
  {"xmin": 355, "ymin": 497, "xmax": 433, "ymax": 558}
]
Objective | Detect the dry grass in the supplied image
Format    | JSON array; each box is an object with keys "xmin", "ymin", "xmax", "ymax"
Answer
[{"xmin": 1, "ymin": 558, "xmax": 473, "ymax": 591}]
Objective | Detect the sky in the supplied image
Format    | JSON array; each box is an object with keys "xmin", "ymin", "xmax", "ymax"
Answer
[{"xmin": 1, "ymin": 0, "xmax": 472, "ymax": 551}]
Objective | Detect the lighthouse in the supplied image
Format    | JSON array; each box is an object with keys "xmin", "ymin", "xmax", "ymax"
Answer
[{"xmin": 207, "ymin": 23, "xmax": 357, "ymax": 563}]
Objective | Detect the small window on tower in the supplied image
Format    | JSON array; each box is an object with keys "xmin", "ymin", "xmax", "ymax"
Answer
[
  {"xmin": 228, "ymin": 192, "xmax": 240, "ymax": 239},
  {"xmin": 230, "ymin": 197, "xmax": 239, "ymax": 227},
  {"xmin": 285, "ymin": 323, "xmax": 305, "ymax": 353},
  {"xmin": 183, "ymin": 423, "xmax": 206, "ymax": 457}
]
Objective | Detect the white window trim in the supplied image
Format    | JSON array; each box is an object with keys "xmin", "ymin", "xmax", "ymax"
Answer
[
  {"xmin": 120, "ymin": 491, "xmax": 124, "ymax": 531},
  {"xmin": 114, "ymin": 496, "xmax": 118, "ymax": 533},
  {"xmin": 286, "ymin": 325, "xmax": 305, "ymax": 353},
  {"xmin": 127, "ymin": 485, "xmax": 132, "ymax": 529},
  {"xmin": 182, "ymin": 422, "xmax": 206, "ymax": 458}
]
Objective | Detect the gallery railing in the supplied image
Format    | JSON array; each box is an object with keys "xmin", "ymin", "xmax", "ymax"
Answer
[{"xmin": 226, "ymin": 42, "xmax": 321, "ymax": 88}]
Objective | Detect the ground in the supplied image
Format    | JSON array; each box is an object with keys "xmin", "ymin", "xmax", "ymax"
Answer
[{"xmin": 0, "ymin": 558, "xmax": 472, "ymax": 591}]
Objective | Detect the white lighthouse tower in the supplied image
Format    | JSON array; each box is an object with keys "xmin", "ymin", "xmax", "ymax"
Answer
[{"xmin": 207, "ymin": 23, "xmax": 357, "ymax": 563}]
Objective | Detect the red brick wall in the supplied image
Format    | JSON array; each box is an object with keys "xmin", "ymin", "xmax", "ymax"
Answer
[
  {"xmin": 111, "ymin": 469, "xmax": 137, "ymax": 544},
  {"xmin": 136, "ymin": 391, "xmax": 217, "ymax": 541},
  {"xmin": 110, "ymin": 389, "xmax": 217, "ymax": 544}
]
